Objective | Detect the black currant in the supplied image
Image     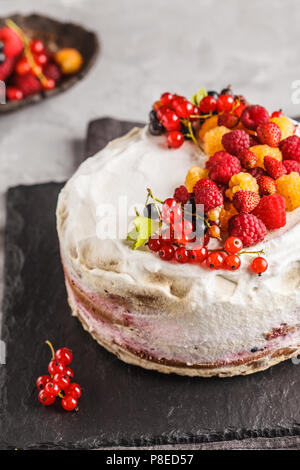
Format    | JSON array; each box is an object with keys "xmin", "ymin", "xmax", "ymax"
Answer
[
  {"xmin": 207, "ymin": 90, "xmax": 219, "ymax": 99},
  {"xmin": 149, "ymin": 109, "xmax": 157, "ymax": 122},
  {"xmin": 148, "ymin": 120, "xmax": 164, "ymax": 136},
  {"xmin": 143, "ymin": 203, "xmax": 160, "ymax": 220},
  {"xmin": 220, "ymin": 85, "xmax": 233, "ymax": 96}
]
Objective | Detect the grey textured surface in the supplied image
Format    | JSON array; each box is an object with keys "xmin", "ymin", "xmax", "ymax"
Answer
[{"xmin": 1, "ymin": 0, "xmax": 300, "ymax": 450}]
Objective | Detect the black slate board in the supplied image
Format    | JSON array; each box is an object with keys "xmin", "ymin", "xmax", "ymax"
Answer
[{"xmin": 1, "ymin": 118, "xmax": 300, "ymax": 450}]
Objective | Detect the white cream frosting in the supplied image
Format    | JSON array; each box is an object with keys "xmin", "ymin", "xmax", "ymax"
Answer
[{"xmin": 57, "ymin": 125, "xmax": 300, "ymax": 364}]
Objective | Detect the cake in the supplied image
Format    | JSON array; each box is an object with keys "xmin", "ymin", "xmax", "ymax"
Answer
[{"xmin": 57, "ymin": 88, "xmax": 300, "ymax": 377}]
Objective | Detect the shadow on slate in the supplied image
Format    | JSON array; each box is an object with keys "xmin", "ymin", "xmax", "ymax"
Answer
[{"xmin": 1, "ymin": 118, "xmax": 300, "ymax": 450}]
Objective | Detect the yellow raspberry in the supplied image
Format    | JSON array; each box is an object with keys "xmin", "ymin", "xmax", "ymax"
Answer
[
  {"xmin": 270, "ymin": 116, "xmax": 296, "ymax": 140},
  {"xmin": 198, "ymin": 115, "xmax": 218, "ymax": 141},
  {"xmin": 219, "ymin": 203, "xmax": 238, "ymax": 232},
  {"xmin": 185, "ymin": 166, "xmax": 209, "ymax": 192},
  {"xmin": 276, "ymin": 172, "xmax": 300, "ymax": 211},
  {"xmin": 203, "ymin": 126, "xmax": 230, "ymax": 157},
  {"xmin": 249, "ymin": 145, "xmax": 282, "ymax": 169},
  {"xmin": 226, "ymin": 172, "xmax": 259, "ymax": 200}
]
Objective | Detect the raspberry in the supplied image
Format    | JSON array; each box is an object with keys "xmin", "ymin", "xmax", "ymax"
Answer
[
  {"xmin": 194, "ymin": 187, "xmax": 223, "ymax": 213},
  {"xmin": 253, "ymin": 194, "xmax": 286, "ymax": 230},
  {"xmin": 219, "ymin": 203, "xmax": 238, "ymax": 232},
  {"xmin": 0, "ymin": 56, "xmax": 15, "ymax": 81},
  {"xmin": 193, "ymin": 178, "xmax": 218, "ymax": 193},
  {"xmin": 222, "ymin": 129, "xmax": 250, "ymax": 156},
  {"xmin": 249, "ymin": 145, "xmax": 282, "ymax": 169},
  {"xmin": 238, "ymin": 148, "xmax": 257, "ymax": 169},
  {"xmin": 0, "ymin": 26, "xmax": 23, "ymax": 58},
  {"xmin": 276, "ymin": 172, "xmax": 300, "ymax": 211},
  {"xmin": 203, "ymin": 126, "xmax": 230, "ymax": 157},
  {"xmin": 270, "ymin": 116, "xmax": 296, "ymax": 140},
  {"xmin": 264, "ymin": 155, "xmax": 287, "ymax": 179},
  {"xmin": 248, "ymin": 167, "xmax": 266, "ymax": 181},
  {"xmin": 241, "ymin": 105, "xmax": 270, "ymax": 131},
  {"xmin": 185, "ymin": 166, "xmax": 209, "ymax": 192},
  {"xmin": 198, "ymin": 115, "xmax": 218, "ymax": 141},
  {"xmin": 228, "ymin": 213, "xmax": 267, "ymax": 247},
  {"xmin": 279, "ymin": 135, "xmax": 300, "ymax": 162},
  {"xmin": 173, "ymin": 185, "xmax": 190, "ymax": 204},
  {"xmin": 283, "ymin": 160, "xmax": 300, "ymax": 175},
  {"xmin": 12, "ymin": 73, "xmax": 42, "ymax": 97},
  {"xmin": 206, "ymin": 151, "xmax": 241, "ymax": 184},
  {"xmin": 226, "ymin": 172, "xmax": 259, "ymax": 200},
  {"xmin": 248, "ymin": 134, "xmax": 259, "ymax": 147},
  {"xmin": 43, "ymin": 62, "xmax": 62, "ymax": 84},
  {"xmin": 257, "ymin": 122, "xmax": 281, "ymax": 147},
  {"xmin": 218, "ymin": 112, "xmax": 239, "ymax": 129},
  {"xmin": 257, "ymin": 175, "xmax": 276, "ymax": 196},
  {"xmin": 233, "ymin": 191, "xmax": 260, "ymax": 213}
]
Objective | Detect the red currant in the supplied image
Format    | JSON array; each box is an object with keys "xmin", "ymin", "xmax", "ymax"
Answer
[
  {"xmin": 38, "ymin": 389, "xmax": 56, "ymax": 406},
  {"xmin": 171, "ymin": 95, "xmax": 185, "ymax": 110},
  {"xmin": 66, "ymin": 383, "xmax": 82, "ymax": 399},
  {"xmin": 148, "ymin": 237, "xmax": 162, "ymax": 252},
  {"xmin": 217, "ymin": 94, "xmax": 234, "ymax": 113},
  {"xmin": 160, "ymin": 228, "xmax": 175, "ymax": 244},
  {"xmin": 224, "ymin": 236, "xmax": 243, "ymax": 254},
  {"xmin": 173, "ymin": 219, "xmax": 193, "ymax": 237},
  {"xmin": 174, "ymin": 100, "xmax": 194, "ymax": 118},
  {"xmin": 61, "ymin": 395, "xmax": 78, "ymax": 411},
  {"xmin": 44, "ymin": 381, "xmax": 60, "ymax": 397},
  {"xmin": 176, "ymin": 233, "xmax": 192, "ymax": 246},
  {"xmin": 206, "ymin": 252, "xmax": 224, "ymax": 269},
  {"xmin": 53, "ymin": 373, "xmax": 70, "ymax": 390},
  {"xmin": 15, "ymin": 57, "xmax": 31, "ymax": 75},
  {"xmin": 158, "ymin": 245, "xmax": 175, "ymax": 261},
  {"xmin": 43, "ymin": 78, "xmax": 56, "ymax": 90},
  {"xmin": 167, "ymin": 130, "xmax": 184, "ymax": 149},
  {"xmin": 156, "ymin": 105, "xmax": 171, "ymax": 120},
  {"xmin": 161, "ymin": 198, "xmax": 182, "ymax": 225},
  {"xmin": 271, "ymin": 110, "xmax": 283, "ymax": 118},
  {"xmin": 64, "ymin": 366, "xmax": 74, "ymax": 379},
  {"xmin": 161, "ymin": 110, "xmax": 181, "ymax": 131},
  {"xmin": 203, "ymin": 233, "xmax": 210, "ymax": 246},
  {"xmin": 36, "ymin": 375, "xmax": 51, "ymax": 391},
  {"xmin": 30, "ymin": 39, "xmax": 45, "ymax": 54},
  {"xmin": 190, "ymin": 105, "xmax": 201, "ymax": 122},
  {"xmin": 6, "ymin": 87, "xmax": 23, "ymax": 101},
  {"xmin": 199, "ymin": 96, "xmax": 217, "ymax": 114},
  {"xmin": 175, "ymin": 247, "xmax": 189, "ymax": 263},
  {"xmin": 55, "ymin": 347, "xmax": 73, "ymax": 365},
  {"xmin": 224, "ymin": 254, "xmax": 241, "ymax": 271},
  {"xmin": 193, "ymin": 246, "xmax": 208, "ymax": 262},
  {"xmin": 160, "ymin": 92, "xmax": 174, "ymax": 106},
  {"xmin": 48, "ymin": 360, "xmax": 65, "ymax": 376},
  {"xmin": 250, "ymin": 257, "xmax": 268, "ymax": 275},
  {"xmin": 34, "ymin": 52, "xmax": 49, "ymax": 66}
]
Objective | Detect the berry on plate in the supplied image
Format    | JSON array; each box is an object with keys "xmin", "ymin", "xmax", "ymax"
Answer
[
  {"xmin": 194, "ymin": 187, "xmax": 223, "ymax": 213},
  {"xmin": 206, "ymin": 151, "xmax": 241, "ymax": 184},
  {"xmin": 257, "ymin": 122, "xmax": 281, "ymax": 147},
  {"xmin": 222, "ymin": 129, "xmax": 250, "ymax": 156},
  {"xmin": 203, "ymin": 126, "xmax": 230, "ymax": 157},
  {"xmin": 226, "ymin": 172, "xmax": 259, "ymax": 200},
  {"xmin": 241, "ymin": 104, "xmax": 270, "ymax": 131},
  {"xmin": 270, "ymin": 116, "xmax": 296, "ymax": 140},
  {"xmin": 279, "ymin": 135, "xmax": 300, "ymax": 162},
  {"xmin": 233, "ymin": 190, "xmax": 260, "ymax": 213},
  {"xmin": 252, "ymin": 194, "xmax": 286, "ymax": 230},
  {"xmin": 228, "ymin": 213, "xmax": 267, "ymax": 247},
  {"xmin": 0, "ymin": 26, "xmax": 23, "ymax": 57},
  {"xmin": 249, "ymin": 145, "xmax": 282, "ymax": 169},
  {"xmin": 250, "ymin": 257, "xmax": 268, "ymax": 275},
  {"xmin": 257, "ymin": 175, "xmax": 277, "ymax": 196},
  {"xmin": 264, "ymin": 155, "xmax": 287, "ymax": 179},
  {"xmin": 283, "ymin": 160, "xmax": 300, "ymax": 175},
  {"xmin": 276, "ymin": 172, "xmax": 300, "ymax": 211}
]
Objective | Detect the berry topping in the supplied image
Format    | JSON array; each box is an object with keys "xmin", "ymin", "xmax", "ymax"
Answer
[
  {"xmin": 194, "ymin": 187, "xmax": 223, "ymax": 213},
  {"xmin": 193, "ymin": 178, "xmax": 218, "ymax": 193},
  {"xmin": 249, "ymin": 145, "xmax": 282, "ymax": 169},
  {"xmin": 226, "ymin": 172, "xmax": 259, "ymax": 200},
  {"xmin": 224, "ymin": 236, "xmax": 243, "ymax": 254},
  {"xmin": 203, "ymin": 126, "xmax": 230, "ymax": 157},
  {"xmin": 250, "ymin": 257, "xmax": 268, "ymax": 275},
  {"xmin": 222, "ymin": 129, "xmax": 250, "ymax": 156},
  {"xmin": 264, "ymin": 155, "xmax": 287, "ymax": 179},
  {"xmin": 216, "ymin": 94, "xmax": 234, "ymax": 113},
  {"xmin": 173, "ymin": 185, "xmax": 190, "ymax": 204},
  {"xmin": 159, "ymin": 245, "xmax": 175, "ymax": 261},
  {"xmin": 206, "ymin": 252, "xmax": 224, "ymax": 269},
  {"xmin": 257, "ymin": 122, "xmax": 281, "ymax": 147},
  {"xmin": 241, "ymin": 105, "xmax": 270, "ymax": 131},
  {"xmin": 167, "ymin": 130, "xmax": 184, "ymax": 148},
  {"xmin": 279, "ymin": 135, "xmax": 300, "ymax": 162},
  {"xmin": 283, "ymin": 160, "xmax": 300, "ymax": 175},
  {"xmin": 233, "ymin": 190, "xmax": 260, "ymax": 213},
  {"xmin": 270, "ymin": 116, "xmax": 296, "ymax": 140},
  {"xmin": 228, "ymin": 213, "xmax": 267, "ymax": 247},
  {"xmin": 206, "ymin": 151, "xmax": 242, "ymax": 184},
  {"xmin": 276, "ymin": 172, "xmax": 300, "ymax": 211},
  {"xmin": 252, "ymin": 194, "xmax": 286, "ymax": 230},
  {"xmin": 185, "ymin": 166, "xmax": 209, "ymax": 192},
  {"xmin": 218, "ymin": 112, "xmax": 239, "ymax": 129},
  {"xmin": 199, "ymin": 95, "xmax": 217, "ymax": 114},
  {"xmin": 223, "ymin": 254, "xmax": 241, "ymax": 271},
  {"xmin": 257, "ymin": 175, "xmax": 277, "ymax": 196},
  {"xmin": 238, "ymin": 149, "xmax": 257, "ymax": 169}
]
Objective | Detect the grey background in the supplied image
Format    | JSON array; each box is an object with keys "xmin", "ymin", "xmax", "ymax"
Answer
[{"xmin": 0, "ymin": 0, "xmax": 300, "ymax": 449}]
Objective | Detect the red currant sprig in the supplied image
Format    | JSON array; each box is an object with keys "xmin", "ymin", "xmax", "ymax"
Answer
[{"xmin": 36, "ymin": 340, "xmax": 82, "ymax": 412}]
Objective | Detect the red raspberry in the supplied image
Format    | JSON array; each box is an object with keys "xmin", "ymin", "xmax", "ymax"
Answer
[
  {"xmin": 217, "ymin": 112, "xmax": 239, "ymax": 129},
  {"xmin": 238, "ymin": 148, "xmax": 257, "ymax": 169},
  {"xmin": 257, "ymin": 122, "xmax": 281, "ymax": 147},
  {"xmin": 279, "ymin": 135, "xmax": 300, "ymax": 162},
  {"xmin": 241, "ymin": 105, "xmax": 270, "ymax": 131},
  {"xmin": 283, "ymin": 160, "xmax": 300, "ymax": 175},
  {"xmin": 194, "ymin": 188, "xmax": 223, "ymax": 213},
  {"xmin": 0, "ymin": 56, "xmax": 15, "ymax": 81},
  {"xmin": 43, "ymin": 62, "xmax": 62, "ymax": 84},
  {"xmin": 193, "ymin": 178, "xmax": 218, "ymax": 193},
  {"xmin": 264, "ymin": 155, "xmax": 287, "ymax": 179},
  {"xmin": 206, "ymin": 151, "xmax": 241, "ymax": 184},
  {"xmin": 257, "ymin": 175, "xmax": 276, "ymax": 195},
  {"xmin": 222, "ymin": 129, "xmax": 250, "ymax": 156},
  {"xmin": 12, "ymin": 73, "xmax": 42, "ymax": 97},
  {"xmin": 173, "ymin": 185, "xmax": 190, "ymax": 204},
  {"xmin": 0, "ymin": 26, "xmax": 23, "ymax": 57},
  {"xmin": 228, "ymin": 213, "xmax": 267, "ymax": 247},
  {"xmin": 248, "ymin": 134, "xmax": 259, "ymax": 147},
  {"xmin": 253, "ymin": 194, "xmax": 286, "ymax": 230},
  {"xmin": 233, "ymin": 191, "xmax": 260, "ymax": 213},
  {"xmin": 248, "ymin": 167, "xmax": 266, "ymax": 181}
]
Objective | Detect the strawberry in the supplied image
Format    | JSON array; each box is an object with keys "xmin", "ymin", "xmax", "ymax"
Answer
[
  {"xmin": 257, "ymin": 175, "xmax": 276, "ymax": 195},
  {"xmin": 264, "ymin": 155, "xmax": 287, "ymax": 179},
  {"xmin": 257, "ymin": 122, "xmax": 281, "ymax": 147},
  {"xmin": 238, "ymin": 148, "xmax": 257, "ymax": 169},
  {"xmin": 233, "ymin": 191, "xmax": 260, "ymax": 213}
]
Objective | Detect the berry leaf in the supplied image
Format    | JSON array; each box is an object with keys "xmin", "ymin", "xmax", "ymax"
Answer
[
  {"xmin": 190, "ymin": 87, "xmax": 207, "ymax": 106},
  {"xmin": 127, "ymin": 216, "xmax": 160, "ymax": 250}
]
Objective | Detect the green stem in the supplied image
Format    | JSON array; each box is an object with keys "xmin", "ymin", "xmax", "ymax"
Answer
[{"xmin": 186, "ymin": 120, "xmax": 204, "ymax": 152}]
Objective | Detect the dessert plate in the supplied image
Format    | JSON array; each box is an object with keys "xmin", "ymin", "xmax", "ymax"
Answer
[
  {"xmin": 0, "ymin": 118, "xmax": 299, "ymax": 449},
  {"xmin": 0, "ymin": 13, "xmax": 99, "ymax": 113}
]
